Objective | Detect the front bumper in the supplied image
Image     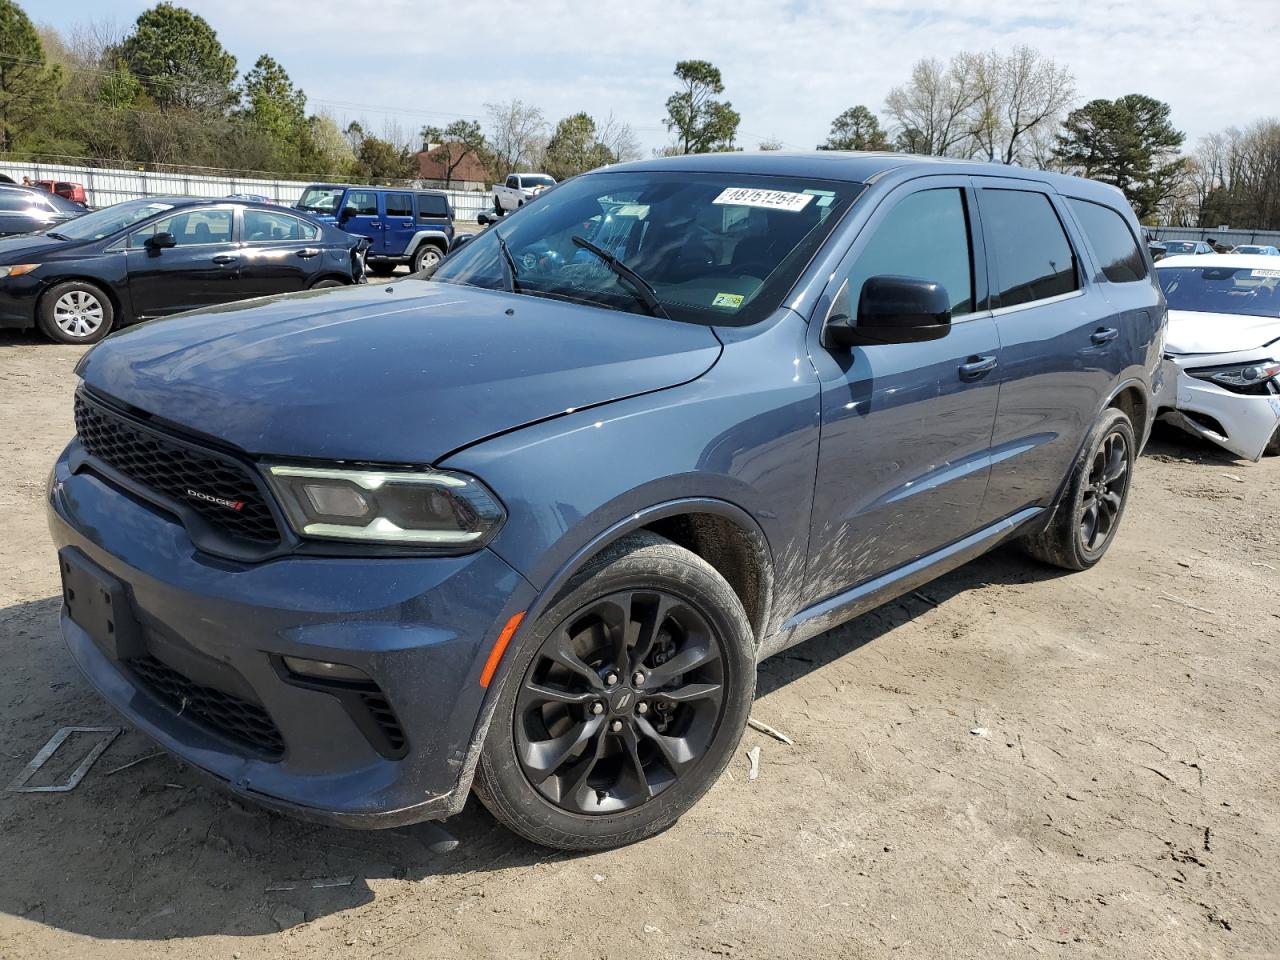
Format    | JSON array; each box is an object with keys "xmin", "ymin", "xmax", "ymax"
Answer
[
  {"xmin": 1158, "ymin": 356, "xmax": 1280, "ymax": 460},
  {"xmin": 47, "ymin": 445, "xmax": 535, "ymax": 827},
  {"xmin": 0, "ymin": 275, "xmax": 43, "ymax": 328}
]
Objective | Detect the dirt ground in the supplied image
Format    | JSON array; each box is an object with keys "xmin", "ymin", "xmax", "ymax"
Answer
[{"xmin": 0, "ymin": 327, "xmax": 1277, "ymax": 960}]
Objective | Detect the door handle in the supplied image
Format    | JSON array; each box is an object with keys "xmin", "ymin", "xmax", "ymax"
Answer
[
  {"xmin": 296, "ymin": 248, "xmax": 320, "ymax": 258},
  {"xmin": 958, "ymin": 355, "xmax": 998, "ymax": 381},
  {"xmin": 211, "ymin": 254, "xmax": 238, "ymax": 264},
  {"xmin": 1091, "ymin": 327, "xmax": 1119, "ymax": 344}
]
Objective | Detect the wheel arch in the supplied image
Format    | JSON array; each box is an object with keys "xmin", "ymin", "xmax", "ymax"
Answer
[
  {"xmin": 541, "ymin": 498, "xmax": 774, "ymax": 646},
  {"xmin": 1107, "ymin": 379, "xmax": 1151, "ymax": 450}
]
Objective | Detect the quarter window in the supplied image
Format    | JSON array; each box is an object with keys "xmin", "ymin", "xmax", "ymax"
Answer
[
  {"xmin": 417, "ymin": 194, "xmax": 450, "ymax": 220},
  {"xmin": 243, "ymin": 209, "xmax": 320, "ymax": 243},
  {"xmin": 383, "ymin": 192, "xmax": 412, "ymax": 218},
  {"xmin": 129, "ymin": 209, "xmax": 233, "ymax": 247},
  {"xmin": 843, "ymin": 188, "xmax": 975, "ymax": 316},
  {"xmin": 1067, "ymin": 198, "xmax": 1147, "ymax": 283},
  {"xmin": 981, "ymin": 189, "xmax": 1079, "ymax": 307},
  {"xmin": 343, "ymin": 191, "xmax": 378, "ymax": 216}
]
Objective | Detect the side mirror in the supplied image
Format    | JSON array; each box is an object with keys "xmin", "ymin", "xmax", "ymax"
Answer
[
  {"xmin": 449, "ymin": 233, "xmax": 475, "ymax": 252},
  {"xmin": 145, "ymin": 232, "xmax": 177, "ymax": 251},
  {"xmin": 823, "ymin": 275, "xmax": 952, "ymax": 349},
  {"xmin": 338, "ymin": 207, "xmax": 354, "ymax": 221}
]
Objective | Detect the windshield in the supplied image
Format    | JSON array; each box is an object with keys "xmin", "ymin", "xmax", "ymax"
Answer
[
  {"xmin": 521, "ymin": 176, "xmax": 556, "ymax": 189},
  {"xmin": 1164, "ymin": 241, "xmax": 1199, "ymax": 253},
  {"xmin": 297, "ymin": 186, "xmax": 344, "ymax": 214},
  {"xmin": 1158, "ymin": 265, "xmax": 1280, "ymax": 318},
  {"xmin": 48, "ymin": 200, "xmax": 174, "ymax": 241},
  {"xmin": 432, "ymin": 170, "xmax": 862, "ymax": 325}
]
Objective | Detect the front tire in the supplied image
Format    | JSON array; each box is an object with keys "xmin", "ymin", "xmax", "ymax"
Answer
[
  {"xmin": 38, "ymin": 281, "xmax": 114, "ymax": 345},
  {"xmin": 474, "ymin": 532, "xmax": 755, "ymax": 851},
  {"xmin": 1021, "ymin": 407, "xmax": 1136, "ymax": 570}
]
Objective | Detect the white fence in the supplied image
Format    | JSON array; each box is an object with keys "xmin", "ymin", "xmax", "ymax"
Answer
[
  {"xmin": 0, "ymin": 159, "xmax": 491, "ymax": 221},
  {"xmin": 1151, "ymin": 226, "xmax": 1280, "ymax": 247}
]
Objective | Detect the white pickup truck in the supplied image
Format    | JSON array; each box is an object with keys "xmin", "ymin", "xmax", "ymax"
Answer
[{"xmin": 493, "ymin": 173, "xmax": 557, "ymax": 214}]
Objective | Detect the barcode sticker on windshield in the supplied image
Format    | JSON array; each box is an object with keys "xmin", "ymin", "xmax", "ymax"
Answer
[
  {"xmin": 713, "ymin": 188, "xmax": 814, "ymax": 212},
  {"xmin": 1251, "ymin": 269, "xmax": 1280, "ymax": 278}
]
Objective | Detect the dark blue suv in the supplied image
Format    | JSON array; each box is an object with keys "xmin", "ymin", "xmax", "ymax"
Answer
[
  {"xmin": 296, "ymin": 183, "xmax": 454, "ymax": 275},
  {"xmin": 48, "ymin": 153, "xmax": 1164, "ymax": 850}
]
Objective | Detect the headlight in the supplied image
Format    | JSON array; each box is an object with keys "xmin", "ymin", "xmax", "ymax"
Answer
[
  {"xmin": 265, "ymin": 464, "xmax": 505, "ymax": 549},
  {"xmin": 0, "ymin": 264, "xmax": 39, "ymax": 278},
  {"xmin": 1188, "ymin": 359, "xmax": 1280, "ymax": 394}
]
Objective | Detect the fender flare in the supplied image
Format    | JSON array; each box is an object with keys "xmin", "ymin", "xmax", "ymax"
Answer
[{"xmin": 402, "ymin": 230, "xmax": 451, "ymax": 258}]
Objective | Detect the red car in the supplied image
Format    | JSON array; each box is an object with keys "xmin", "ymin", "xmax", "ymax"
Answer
[{"xmin": 34, "ymin": 180, "xmax": 88, "ymax": 205}]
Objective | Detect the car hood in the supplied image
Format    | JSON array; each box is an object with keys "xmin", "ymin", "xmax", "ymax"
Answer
[
  {"xmin": 0, "ymin": 233, "xmax": 80, "ymax": 262},
  {"xmin": 77, "ymin": 280, "xmax": 723, "ymax": 463},
  {"xmin": 1165, "ymin": 309, "xmax": 1280, "ymax": 356}
]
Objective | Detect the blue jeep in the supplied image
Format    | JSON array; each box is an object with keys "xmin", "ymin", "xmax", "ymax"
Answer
[{"xmin": 296, "ymin": 184, "xmax": 454, "ymax": 275}]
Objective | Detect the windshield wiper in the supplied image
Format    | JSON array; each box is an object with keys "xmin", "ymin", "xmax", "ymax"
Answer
[
  {"xmin": 495, "ymin": 232, "xmax": 522, "ymax": 294},
  {"xmin": 45, "ymin": 232, "xmax": 70, "ymax": 240},
  {"xmin": 570, "ymin": 235, "xmax": 669, "ymax": 319}
]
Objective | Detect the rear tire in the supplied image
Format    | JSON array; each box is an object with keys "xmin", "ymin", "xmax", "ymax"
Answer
[
  {"xmin": 474, "ymin": 531, "xmax": 755, "ymax": 851},
  {"xmin": 309, "ymin": 278, "xmax": 345, "ymax": 289},
  {"xmin": 1021, "ymin": 407, "xmax": 1136, "ymax": 570},
  {"xmin": 37, "ymin": 280, "xmax": 114, "ymax": 345},
  {"xmin": 412, "ymin": 244, "xmax": 444, "ymax": 273},
  {"xmin": 1265, "ymin": 425, "xmax": 1280, "ymax": 457}
]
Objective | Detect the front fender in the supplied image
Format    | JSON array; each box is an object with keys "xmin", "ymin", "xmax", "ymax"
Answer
[{"xmin": 440, "ymin": 309, "xmax": 821, "ymax": 640}]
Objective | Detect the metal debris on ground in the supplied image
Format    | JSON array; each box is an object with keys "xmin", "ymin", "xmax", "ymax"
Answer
[
  {"xmin": 266, "ymin": 876, "xmax": 355, "ymax": 892},
  {"xmin": 970, "ymin": 727, "xmax": 991, "ymax": 738},
  {"xmin": 104, "ymin": 751, "xmax": 165, "ymax": 777},
  {"xmin": 747, "ymin": 717, "xmax": 794, "ymax": 745},
  {"xmin": 1220, "ymin": 473, "xmax": 1246, "ymax": 483},
  {"xmin": 746, "ymin": 745, "xmax": 761, "ymax": 781},
  {"xmin": 6, "ymin": 726, "xmax": 121, "ymax": 793},
  {"xmin": 1159, "ymin": 594, "xmax": 1219, "ymax": 616}
]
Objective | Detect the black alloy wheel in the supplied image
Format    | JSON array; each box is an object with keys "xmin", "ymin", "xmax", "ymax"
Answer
[
  {"xmin": 473, "ymin": 531, "xmax": 755, "ymax": 850},
  {"xmin": 1021, "ymin": 406, "xmax": 1136, "ymax": 570},
  {"xmin": 1078, "ymin": 427, "xmax": 1130, "ymax": 555},
  {"xmin": 515, "ymin": 589, "xmax": 726, "ymax": 815}
]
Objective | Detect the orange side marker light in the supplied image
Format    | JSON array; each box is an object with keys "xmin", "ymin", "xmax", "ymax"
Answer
[{"xmin": 479, "ymin": 611, "xmax": 525, "ymax": 688}]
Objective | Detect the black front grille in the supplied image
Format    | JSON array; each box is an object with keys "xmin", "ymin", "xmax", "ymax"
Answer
[
  {"xmin": 74, "ymin": 392, "xmax": 280, "ymax": 546},
  {"xmin": 129, "ymin": 655, "xmax": 285, "ymax": 759}
]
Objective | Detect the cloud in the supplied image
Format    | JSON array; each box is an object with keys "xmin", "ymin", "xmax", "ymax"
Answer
[{"xmin": 48, "ymin": 0, "xmax": 1280, "ymax": 153}]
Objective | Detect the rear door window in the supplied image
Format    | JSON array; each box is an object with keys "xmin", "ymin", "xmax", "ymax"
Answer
[
  {"xmin": 1068, "ymin": 198, "xmax": 1147, "ymax": 283},
  {"xmin": 980, "ymin": 189, "xmax": 1079, "ymax": 308},
  {"xmin": 243, "ymin": 209, "xmax": 320, "ymax": 243},
  {"xmin": 843, "ymin": 188, "xmax": 975, "ymax": 316},
  {"xmin": 383, "ymin": 192, "xmax": 412, "ymax": 218}
]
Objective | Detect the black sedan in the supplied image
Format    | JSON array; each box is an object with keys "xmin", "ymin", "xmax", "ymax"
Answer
[
  {"xmin": 0, "ymin": 197, "xmax": 369, "ymax": 344},
  {"xmin": 0, "ymin": 184, "xmax": 85, "ymax": 238}
]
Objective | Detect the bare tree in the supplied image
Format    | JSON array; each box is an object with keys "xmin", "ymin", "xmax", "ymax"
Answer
[
  {"xmin": 884, "ymin": 54, "xmax": 984, "ymax": 156},
  {"xmin": 596, "ymin": 113, "xmax": 642, "ymax": 163},
  {"xmin": 886, "ymin": 47, "xmax": 1074, "ymax": 164},
  {"xmin": 485, "ymin": 99, "xmax": 547, "ymax": 173}
]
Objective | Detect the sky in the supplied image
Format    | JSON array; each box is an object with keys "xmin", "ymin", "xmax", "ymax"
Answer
[{"xmin": 36, "ymin": 0, "xmax": 1280, "ymax": 157}]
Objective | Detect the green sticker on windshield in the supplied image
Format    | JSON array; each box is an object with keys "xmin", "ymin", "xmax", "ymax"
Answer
[{"xmin": 712, "ymin": 292, "xmax": 744, "ymax": 309}]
